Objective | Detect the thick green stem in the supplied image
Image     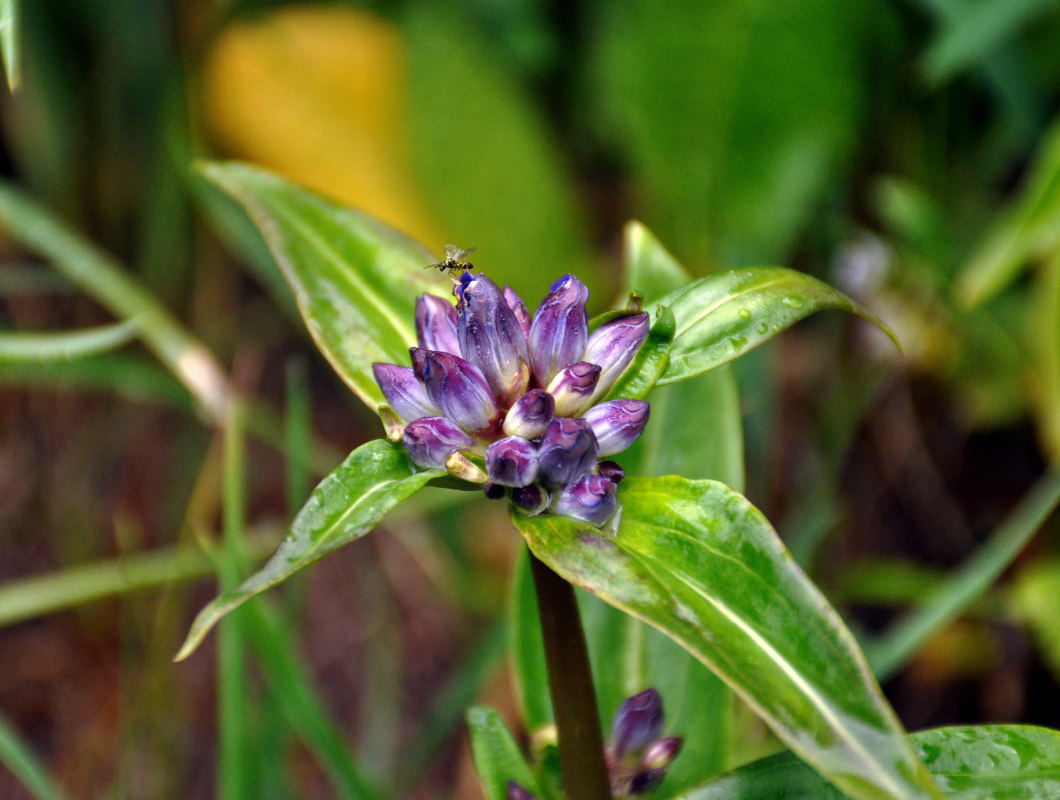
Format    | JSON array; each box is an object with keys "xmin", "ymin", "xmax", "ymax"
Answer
[{"xmin": 529, "ymin": 550, "xmax": 612, "ymax": 800}]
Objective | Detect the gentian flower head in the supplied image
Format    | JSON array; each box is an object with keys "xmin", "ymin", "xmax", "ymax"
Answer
[{"xmin": 372, "ymin": 271, "xmax": 650, "ymax": 526}]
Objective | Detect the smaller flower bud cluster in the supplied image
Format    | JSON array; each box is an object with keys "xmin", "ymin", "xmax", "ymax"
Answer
[
  {"xmin": 373, "ymin": 270, "xmax": 651, "ymax": 526},
  {"xmin": 607, "ymin": 689, "xmax": 683, "ymax": 798}
]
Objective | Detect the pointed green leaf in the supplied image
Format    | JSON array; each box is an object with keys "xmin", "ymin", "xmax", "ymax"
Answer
[
  {"xmin": 176, "ymin": 439, "xmax": 442, "ymax": 661},
  {"xmin": 622, "ymin": 221, "xmax": 693, "ymax": 304},
  {"xmin": 684, "ymin": 725, "xmax": 1060, "ymax": 800},
  {"xmin": 199, "ymin": 161, "xmax": 447, "ymax": 408},
  {"xmin": 0, "ymin": 0, "xmax": 18, "ymax": 92},
  {"xmin": 467, "ymin": 706, "xmax": 546, "ymax": 800},
  {"xmin": 0, "ymin": 318, "xmax": 139, "ymax": 362},
  {"xmin": 513, "ymin": 477, "xmax": 944, "ymax": 800},
  {"xmin": 652, "ymin": 267, "xmax": 897, "ymax": 386}
]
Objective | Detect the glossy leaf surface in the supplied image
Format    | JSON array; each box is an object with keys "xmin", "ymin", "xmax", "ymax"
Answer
[
  {"xmin": 200, "ymin": 161, "xmax": 445, "ymax": 408},
  {"xmin": 513, "ymin": 477, "xmax": 943, "ymax": 800},
  {"xmin": 177, "ymin": 439, "xmax": 442, "ymax": 660},
  {"xmin": 684, "ymin": 725, "xmax": 1060, "ymax": 800},
  {"xmin": 467, "ymin": 706, "xmax": 546, "ymax": 800},
  {"xmin": 653, "ymin": 267, "xmax": 896, "ymax": 386}
]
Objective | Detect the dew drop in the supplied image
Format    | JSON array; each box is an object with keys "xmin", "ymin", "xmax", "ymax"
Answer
[
  {"xmin": 781, "ymin": 296, "xmax": 804, "ymax": 309},
  {"xmin": 737, "ymin": 307, "xmax": 752, "ymax": 319}
]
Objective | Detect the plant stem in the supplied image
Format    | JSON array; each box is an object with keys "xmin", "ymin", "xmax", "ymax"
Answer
[{"xmin": 529, "ymin": 550, "xmax": 612, "ymax": 800}]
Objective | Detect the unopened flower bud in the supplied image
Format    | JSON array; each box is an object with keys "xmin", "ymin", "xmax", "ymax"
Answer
[
  {"xmin": 402, "ymin": 417, "xmax": 476, "ymax": 469},
  {"xmin": 583, "ymin": 313, "xmax": 650, "ymax": 402},
  {"xmin": 486, "ymin": 436, "xmax": 539, "ymax": 487},
  {"xmin": 512, "ymin": 484, "xmax": 549, "ymax": 516},
  {"xmin": 529, "ymin": 274, "xmax": 589, "ymax": 385},
  {"xmin": 583, "ymin": 399, "xmax": 650, "ymax": 457},
  {"xmin": 610, "ymin": 689, "xmax": 664, "ymax": 762},
  {"xmin": 503, "ymin": 286, "xmax": 532, "ymax": 341},
  {"xmin": 502, "ymin": 388, "xmax": 554, "ymax": 439},
  {"xmin": 411, "ymin": 348, "xmax": 498, "ymax": 435},
  {"xmin": 546, "ymin": 361, "xmax": 601, "ymax": 417},
  {"xmin": 596, "ymin": 460, "xmax": 626, "ymax": 484},
  {"xmin": 551, "ymin": 473, "xmax": 617, "ymax": 526},
  {"xmin": 507, "ymin": 782, "xmax": 538, "ymax": 800},
  {"xmin": 372, "ymin": 363, "xmax": 437, "ymax": 423},
  {"xmin": 483, "ymin": 481, "xmax": 507, "ymax": 500},
  {"xmin": 416, "ymin": 294, "xmax": 460, "ymax": 355},
  {"xmin": 643, "ymin": 736, "xmax": 683, "ymax": 770},
  {"xmin": 538, "ymin": 418, "xmax": 598, "ymax": 488},
  {"xmin": 455, "ymin": 272, "xmax": 531, "ymax": 404}
]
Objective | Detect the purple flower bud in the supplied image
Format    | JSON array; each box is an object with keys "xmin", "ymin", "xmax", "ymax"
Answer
[
  {"xmin": 486, "ymin": 436, "xmax": 539, "ymax": 487},
  {"xmin": 583, "ymin": 313, "xmax": 649, "ymax": 402},
  {"xmin": 455, "ymin": 273, "xmax": 531, "ymax": 405},
  {"xmin": 643, "ymin": 737, "xmax": 683, "ymax": 770},
  {"xmin": 507, "ymin": 782, "xmax": 538, "ymax": 800},
  {"xmin": 416, "ymin": 294, "xmax": 460, "ymax": 355},
  {"xmin": 529, "ymin": 274, "xmax": 589, "ymax": 386},
  {"xmin": 546, "ymin": 361, "xmax": 601, "ymax": 417},
  {"xmin": 609, "ymin": 689, "xmax": 664, "ymax": 762},
  {"xmin": 583, "ymin": 399, "xmax": 650, "ymax": 457},
  {"xmin": 596, "ymin": 461, "xmax": 626, "ymax": 484},
  {"xmin": 502, "ymin": 388, "xmax": 554, "ymax": 439},
  {"xmin": 372, "ymin": 363, "xmax": 437, "ymax": 423},
  {"xmin": 503, "ymin": 286, "xmax": 532, "ymax": 341},
  {"xmin": 551, "ymin": 473, "xmax": 617, "ymax": 526},
  {"xmin": 410, "ymin": 348, "xmax": 498, "ymax": 435},
  {"xmin": 628, "ymin": 769, "xmax": 664, "ymax": 796},
  {"xmin": 511, "ymin": 484, "xmax": 549, "ymax": 516},
  {"xmin": 537, "ymin": 417, "xmax": 598, "ymax": 488},
  {"xmin": 402, "ymin": 416, "xmax": 477, "ymax": 469},
  {"xmin": 483, "ymin": 481, "xmax": 507, "ymax": 500}
]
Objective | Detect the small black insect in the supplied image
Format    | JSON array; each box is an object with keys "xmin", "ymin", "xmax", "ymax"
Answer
[{"xmin": 425, "ymin": 243, "xmax": 477, "ymax": 275}]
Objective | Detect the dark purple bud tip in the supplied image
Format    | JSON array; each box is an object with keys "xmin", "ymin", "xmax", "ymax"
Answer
[
  {"xmin": 583, "ymin": 399, "xmax": 650, "ymax": 457},
  {"xmin": 507, "ymin": 782, "xmax": 538, "ymax": 800},
  {"xmin": 610, "ymin": 689, "xmax": 664, "ymax": 762},
  {"xmin": 483, "ymin": 481, "xmax": 507, "ymax": 500},
  {"xmin": 628, "ymin": 768, "xmax": 664, "ymax": 796},
  {"xmin": 503, "ymin": 388, "xmax": 554, "ymax": 439},
  {"xmin": 538, "ymin": 417, "xmax": 598, "ymax": 488},
  {"xmin": 511, "ymin": 484, "xmax": 549, "ymax": 516},
  {"xmin": 551, "ymin": 473, "xmax": 617, "ymax": 526},
  {"xmin": 643, "ymin": 736, "xmax": 683, "ymax": 770},
  {"xmin": 486, "ymin": 436, "xmax": 539, "ymax": 487},
  {"xmin": 596, "ymin": 461, "xmax": 626, "ymax": 484}
]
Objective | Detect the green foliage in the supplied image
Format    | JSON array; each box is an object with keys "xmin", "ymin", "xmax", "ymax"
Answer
[
  {"xmin": 684, "ymin": 725, "xmax": 1060, "ymax": 800},
  {"xmin": 175, "ymin": 439, "xmax": 443, "ymax": 661},
  {"xmin": 0, "ymin": 318, "xmax": 139, "ymax": 362},
  {"xmin": 513, "ymin": 476, "xmax": 944, "ymax": 800},
  {"xmin": 467, "ymin": 707, "xmax": 547, "ymax": 800}
]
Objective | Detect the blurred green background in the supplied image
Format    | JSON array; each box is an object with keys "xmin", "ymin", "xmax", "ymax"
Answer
[{"xmin": 3, "ymin": 0, "xmax": 1060, "ymax": 798}]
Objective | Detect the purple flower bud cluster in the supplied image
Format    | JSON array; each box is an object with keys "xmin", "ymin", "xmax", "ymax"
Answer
[
  {"xmin": 372, "ymin": 271, "xmax": 650, "ymax": 526},
  {"xmin": 607, "ymin": 689, "xmax": 683, "ymax": 798}
]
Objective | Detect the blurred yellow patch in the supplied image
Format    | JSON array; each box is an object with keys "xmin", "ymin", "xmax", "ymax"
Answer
[{"xmin": 202, "ymin": 4, "xmax": 441, "ymax": 249}]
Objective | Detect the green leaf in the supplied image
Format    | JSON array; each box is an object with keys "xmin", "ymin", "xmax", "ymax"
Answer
[
  {"xmin": 653, "ymin": 267, "xmax": 897, "ymax": 386},
  {"xmin": 513, "ymin": 477, "xmax": 944, "ymax": 800},
  {"xmin": 0, "ymin": 318, "xmax": 139, "ymax": 362},
  {"xmin": 605, "ymin": 305, "xmax": 675, "ymax": 401},
  {"xmin": 467, "ymin": 706, "xmax": 545, "ymax": 800},
  {"xmin": 199, "ymin": 161, "xmax": 444, "ymax": 409},
  {"xmin": 683, "ymin": 725, "xmax": 1060, "ymax": 800},
  {"xmin": 0, "ymin": 0, "xmax": 19, "ymax": 91},
  {"xmin": 176, "ymin": 439, "xmax": 442, "ymax": 661},
  {"xmin": 0, "ymin": 708, "xmax": 69, "ymax": 800},
  {"xmin": 622, "ymin": 221, "xmax": 693, "ymax": 304},
  {"xmin": 863, "ymin": 469, "xmax": 1060, "ymax": 681}
]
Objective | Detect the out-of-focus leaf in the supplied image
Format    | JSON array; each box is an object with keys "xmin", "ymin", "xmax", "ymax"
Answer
[
  {"xmin": 514, "ymin": 477, "xmax": 944, "ymax": 800},
  {"xmin": 0, "ymin": 708, "xmax": 68, "ymax": 800},
  {"xmin": 1010, "ymin": 560, "xmax": 1060, "ymax": 682},
  {"xmin": 863, "ymin": 469, "xmax": 1060, "ymax": 680},
  {"xmin": 176, "ymin": 439, "xmax": 443, "ymax": 661},
  {"xmin": 921, "ymin": 0, "xmax": 1055, "ymax": 85},
  {"xmin": 0, "ymin": 353, "xmax": 193, "ymax": 410},
  {"xmin": 653, "ymin": 267, "xmax": 897, "ymax": 386},
  {"xmin": 467, "ymin": 706, "xmax": 545, "ymax": 800},
  {"xmin": 587, "ymin": 0, "xmax": 867, "ymax": 266},
  {"xmin": 1030, "ymin": 250, "xmax": 1060, "ymax": 461},
  {"xmin": 0, "ymin": 181, "xmax": 229, "ymax": 419},
  {"xmin": 200, "ymin": 161, "xmax": 445, "ymax": 409},
  {"xmin": 683, "ymin": 725, "xmax": 1060, "ymax": 800},
  {"xmin": 0, "ymin": 319, "xmax": 139, "ymax": 362},
  {"xmin": 201, "ymin": 5, "xmax": 442, "ymax": 249},
  {"xmin": 0, "ymin": 0, "xmax": 19, "ymax": 91},
  {"xmin": 622, "ymin": 221, "xmax": 693, "ymax": 305},
  {"xmin": 957, "ymin": 118, "xmax": 1060, "ymax": 308},
  {"xmin": 405, "ymin": 2, "xmax": 597, "ymax": 304}
]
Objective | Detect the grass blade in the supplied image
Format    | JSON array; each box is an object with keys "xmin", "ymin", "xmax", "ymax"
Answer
[{"xmin": 0, "ymin": 318, "xmax": 139, "ymax": 362}]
